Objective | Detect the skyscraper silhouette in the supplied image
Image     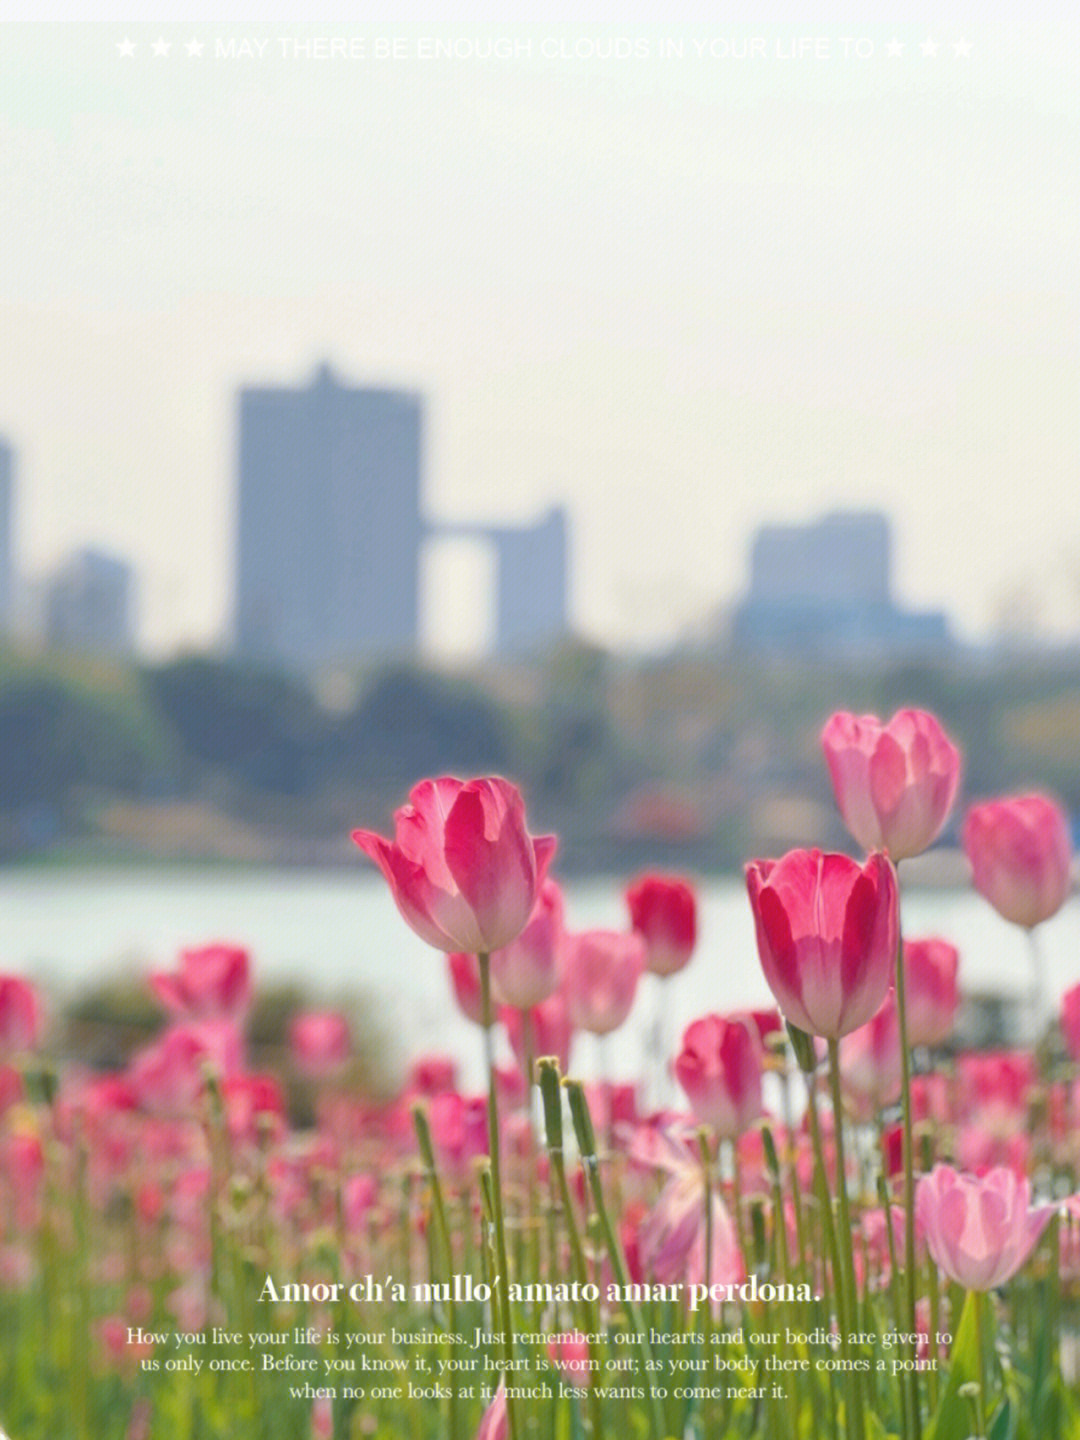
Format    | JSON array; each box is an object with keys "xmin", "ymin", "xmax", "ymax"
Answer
[{"xmin": 235, "ymin": 365, "xmax": 423, "ymax": 667}]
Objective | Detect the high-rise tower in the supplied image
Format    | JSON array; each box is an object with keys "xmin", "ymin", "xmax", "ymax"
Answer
[{"xmin": 235, "ymin": 365, "xmax": 423, "ymax": 667}]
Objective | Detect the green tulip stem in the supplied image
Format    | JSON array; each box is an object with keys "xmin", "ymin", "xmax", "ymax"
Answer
[
  {"xmin": 478, "ymin": 951, "xmax": 519, "ymax": 1440},
  {"xmin": 893, "ymin": 904, "xmax": 923, "ymax": 1440}
]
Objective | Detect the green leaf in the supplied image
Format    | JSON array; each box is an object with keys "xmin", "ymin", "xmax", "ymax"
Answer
[{"xmin": 926, "ymin": 1289, "xmax": 991, "ymax": 1440}]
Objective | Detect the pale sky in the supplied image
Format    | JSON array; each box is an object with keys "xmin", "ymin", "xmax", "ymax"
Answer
[{"xmin": 1, "ymin": 16, "xmax": 1078, "ymax": 655}]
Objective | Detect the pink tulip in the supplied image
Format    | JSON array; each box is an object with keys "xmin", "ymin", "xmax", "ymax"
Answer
[
  {"xmin": 625, "ymin": 873, "xmax": 697, "ymax": 977},
  {"xmin": 427, "ymin": 1091, "xmax": 489, "ymax": 1178},
  {"xmin": 502, "ymin": 988, "xmax": 574, "ymax": 1075},
  {"xmin": 352, "ymin": 776, "xmax": 556, "ymax": 954},
  {"xmin": 839, "ymin": 992, "xmax": 902, "ymax": 1121},
  {"xmin": 633, "ymin": 1125, "xmax": 744, "ymax": 1293},
  {"xmin": 289, "ymin": 1011, "xmax": 351, "ymax": 1077},
  {"xmin": 0, "ymin": 1063, "xmax": 22, "ymax": 1116},
  {"xmin": 475, "ymin": 1382, "xmax": 507, "ymax": 1440},
  {"xmin": 448, "ymin": 952, "xmax": 485, "ymax": 1025},
  {"xmin": 547, "ymin": 1331, "xmax": 595, "ymax": 1385},
  {"xmin": 564, "ymin": 930, "xmax": 645, "ymax": 1036},
  {"xmin": 221, "ymin": 1073, "xmax": 286, "ymax": 1146},
  {"xmin": 342, "ymin": 1173, "xmax": 378, "ymax": 1230},
  {"xmin": 407, "ymin": 1054, "xmax": 458, "ymax": 1097},
  {"xmin": 0, "ymin": 975, "xmax": 41, "ymax": 1054},
  {"xmin": 149, "ymin": 944, "xmax": 251, "ymax": 1021},
  {"xmin": 962, "ymin": 794, "xmax": 1072, "ymax": 928},
  {"xmin": 490, "ymin": 880, "xmax": 564, "ymax": 1010},
  {"xmin": 821, "ymin": 709, "xmax": 961, "ymax": 860},
  {"xmin": 127, "ymin": 1020, "xmax": 244, "ymax": 1114},
  {"xmin": 745, "ymin": 849, "xmax": 899, "ymax": 1039},
  {"xmin": 674, "ymin": 1014, "xmax": 765, "ymax": 1139},
  {"xmin": 902, "ymin": 937, "xmax": 960, "ymax": 1047},
  {"xmin": 1062, "ymin": 982, "xmax": 1080, "ymax": 1062},
  {"xmin": 916, "ymin": 1164, "xmax": 1055, "ymax": 1290}
]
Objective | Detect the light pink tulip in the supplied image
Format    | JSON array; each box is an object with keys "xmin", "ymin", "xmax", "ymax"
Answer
[
  {"xmin": 352, "ymin": 776, "xmax": 556, "ymax": 954},
  {"xmin": 916, "ymin": 1164, "xmax": 1054, "ymax": 1290},
  {"xmin": 839, "ymin": 992, "xmax": 902, "ymax": 1121},
  {"xmin": 475, "ymin": 1382, "xmax": 507, "ymax": 1440},
  {"xmin": 1062, "ymin": 982, "xmax": 1080, "ymax": 1062},
  {"xmin": 564, "ymin": 930, "xmax": 645, "ymax": 1036},
  {"xmin": 289, "ymin": 1011, "xmax": 351, "ymax": 1077},
  {"xmin": 674, "ymin": 1014, "xmax": 765, "ymax": 1139},
  {"xmin": 625, "ymin": 873, "xmax": 697, "ymax": 977},
  {"xmin": 490, "ymin": 879, "xmax": 564, "ymax": 1010},
  {"xmin": 0, "ymin": 975, "xmax": 41, "ymax": 1054},
  {"xmin": 149, "ymin": 944, "xmax": 251, "ymax": 1021},
  {"xmin": 745, "ymin": 849, "xmax": 899, "ymax": 1039},
  {"xmin": 822, "ymin": 708, "xmax": 961, "ymax": 860},
  {"xmin": 902, "ymin": 937, "xmax": 960, "ymax": 1047},
  {"xmin": 962, "ymin": 794, "xmax": 1072, "ymax": 928},
  {"xmin": 632, "ymin": 1125, "xmax": 744, "ymax": 1294}
]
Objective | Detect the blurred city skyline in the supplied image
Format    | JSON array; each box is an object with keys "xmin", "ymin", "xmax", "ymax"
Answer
[{"xmin": 2, "ymin": 18, "xmax": 1079, "ymax": 656}]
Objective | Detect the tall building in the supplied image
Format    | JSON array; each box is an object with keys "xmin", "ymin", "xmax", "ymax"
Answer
[
  {"xmin": 732, "ymin": 510, "xmax": 949, "ymax": 655},
  {"xmin": 0, "ymin": 440, "xmax": 14, "ymax": 632},
  {"xmin": 491, "ymin": 507, "xmax": 569, "ymax": 654},
  {"xmin": 44, "ymin": 548, "xmax": 135, "ymax": 654},
  {"xmin": 235, "ymin": 365, "xmax": 424, "ymax": 667}
]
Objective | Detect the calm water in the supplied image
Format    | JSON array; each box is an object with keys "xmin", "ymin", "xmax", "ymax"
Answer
[{"xmin": 3, "ymin": 867, "xmax": 1078, "ymax": 1088}]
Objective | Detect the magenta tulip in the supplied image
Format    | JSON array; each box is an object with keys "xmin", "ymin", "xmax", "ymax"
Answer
[
  {"xmin": 352, "ymin": 776, "xmax": 556, "ymax": 953},
  {"xmin": 490, "ymin": 879, "xmax": 564, "ymax": 1009},
  {"xmin": 916, "ymin": 1164, "xmax": 1055, "ymax": 1290},
  {"xmin": 902, "ymin": 937, "xmax": 960, "ymax": 1047},
  {"xmin": 149, "ymin": 944, "xmax": 251, "ymax": 1022},
  {"xmin": 0, "ymin": 975, "xmax": 41, "ymax": 1055},
  {"xmin": 839, "ymin": 992, "xmax": 902, "ymax": 1121},
  {"xmin": 822, "ymin": 708, "xmax": 961, "ymax": 860},
  {"xmin": 674, "ymin": 1014, "xmax": 765, "ymax": 1139},
  {"xmin": 564, "ymin": 930, "xmax": 645, "ymax": 1036},
  {"xmin": 746, "ymin": 849, "xmax": 899, "ymax": 1040},
  {"xmin": 625, "ymin": 873, "xmax": 697, "ymax": 977},
  {"xmin": 962, "ymin": 793, "xmax": 1072, "ymax": 928}
]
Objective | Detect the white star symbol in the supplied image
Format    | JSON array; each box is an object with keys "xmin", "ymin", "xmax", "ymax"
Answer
[
  {"xmin": 151, "ymin": 37, "xmax": 171, "ymax": 56},
  {"xmin": 921, "ymin": 37, "xmax": 939, "ymax": 56},
  {"xmin": 186, "ymin": 37, "xmax": 204, "ymax": 56},
  {"xmin": 117, "ymin": 37, "xmax": 135, "ymax": 57},
  {"xmin": 886, "ymin": 38, "xmax": 904, "ymax": 56},
  {"xmin": 953, "ymin": 38, "xmax": 972, "ymax": 57}
]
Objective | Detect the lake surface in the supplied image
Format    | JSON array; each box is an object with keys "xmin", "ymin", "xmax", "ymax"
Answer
[{"xmin": 3, "ymin": 867, "xmax": 1077, "ymax": 1088}]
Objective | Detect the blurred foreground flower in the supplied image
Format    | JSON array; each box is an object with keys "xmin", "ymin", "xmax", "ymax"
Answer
[
  {"xmin": 902, "ymin": 938, "xmax": 960, "ymax": 1048},
  {"xmin": 149, "ymin": 944, "xmax": 251, "ymax": 1022},
  {"xmin": 821, "ymin": 708, "xmax": 961, "ymax": 860},
  {"xmin": 962, "ymin": 793, "xmax": 1072, "ymax": 928},
  {"xmin": 0, "ymin": 975, "xmax": 41, "ymax": 1055},
  {"xmin": 564, "ymin": 930, "xmax": 645, "ymax": 1035},
  {"xmin": 625, "ymin": 872, "xmax": 697, "ymax": 977}
]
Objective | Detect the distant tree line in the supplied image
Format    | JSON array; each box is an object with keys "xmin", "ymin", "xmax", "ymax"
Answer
[{"xmin": 2, "ymin": 641, "xmax": 1080, "ymax": 866}]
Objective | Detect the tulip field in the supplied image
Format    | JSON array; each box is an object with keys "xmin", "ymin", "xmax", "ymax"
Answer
[{"xmin": 4, "ymin": 710, "xmax": 1080, "ymax": 1439}]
